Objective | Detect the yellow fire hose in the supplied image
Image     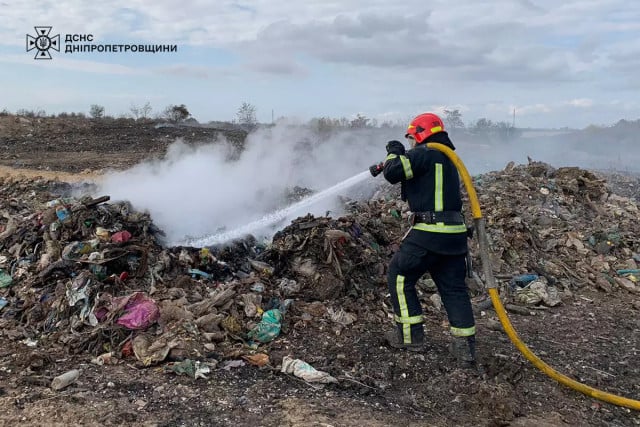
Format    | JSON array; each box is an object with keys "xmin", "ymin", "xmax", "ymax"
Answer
[{"xmin": 426, "ymin": 142, "xmax": 640, "ymax": 411}]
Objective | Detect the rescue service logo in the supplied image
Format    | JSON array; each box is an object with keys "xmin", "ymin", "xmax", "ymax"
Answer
[
  {"xmin": 25, "ymin": 26, "xmax": 178, "ymax": 60},
  {"xmin": 26, "ymin": 26, "xmax": 60, "ymax": 60}
]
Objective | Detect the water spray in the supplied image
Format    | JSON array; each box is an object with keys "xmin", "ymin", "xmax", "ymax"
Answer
[{"xmin": 177, "ymin": 170, "xmax": 371, "ymax": 247}]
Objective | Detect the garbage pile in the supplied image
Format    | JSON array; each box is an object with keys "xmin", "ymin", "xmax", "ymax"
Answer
[
  {"xmin": 261, "ymin": 197, "xmax": 407, "ymax": 301},
  {"xmin": 1, "ymin": 160, "xmax": 639, "ymax": 379},
  {"xmin": 0, "ymin": 176, "xmax": 406, "ymax": 378},
  {"xmin": 596, "ymin": 170, "xmax": 640, "ymax": 201},
  {"xmin": 469, "ymin": 161, "xmax": 640, "ymax": 301}
]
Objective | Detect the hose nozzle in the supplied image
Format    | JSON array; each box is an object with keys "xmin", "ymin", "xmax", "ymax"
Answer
[{"xmin": 369, "ymin": 162, "xmax": 384, "ymax": 177}]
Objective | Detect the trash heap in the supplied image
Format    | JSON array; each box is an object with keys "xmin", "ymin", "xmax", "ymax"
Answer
[
  {"xmin": 469, "ymin": 161, "xmax": 640, "ymax": 300},
  {"xmin": 0, "ymin": 177, "xmax": 406, "ymax": 379},
  {"xmin": 596, "ymin": 170, "xmax": 640, "ymax": 201},
  {"xmin": 1, "ymin": 160, "xmax": 639, "ymax": 381}
]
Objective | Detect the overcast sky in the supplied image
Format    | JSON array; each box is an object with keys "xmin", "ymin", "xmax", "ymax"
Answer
[{"xmin": 1, "ymin": 0, "xmax": 639, "ymax": 128}]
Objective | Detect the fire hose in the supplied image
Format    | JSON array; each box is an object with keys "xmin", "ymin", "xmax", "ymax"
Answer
[{"xmin": 373, "ymin": 143, "xmax": 640, "ymax": 410}]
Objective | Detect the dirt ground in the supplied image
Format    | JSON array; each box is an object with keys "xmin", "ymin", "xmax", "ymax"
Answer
[
  {"xmin": 0, "ymin": 116, "xmax": 639, "ymax": 427},
  {"xmin": 1, "ymin": 288, "xmax": 638, "ymax": 427},
  {"xmin": 0, "ymin": 115, "xmax": 245, "ymax": 172}
]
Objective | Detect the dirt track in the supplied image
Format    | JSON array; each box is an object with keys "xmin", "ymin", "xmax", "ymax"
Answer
[
  {"xmin": 0, "ymin": 165, "xmax": 101, "ymax": 182},
  {"xmin": 0, "ymin": 116, "xmax": 639, "ymax": 427}
]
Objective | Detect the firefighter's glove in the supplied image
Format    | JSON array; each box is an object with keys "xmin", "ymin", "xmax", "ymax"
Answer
[{"xmin": 386, "ymin": 140, "xmax": 405, "ymax": 156}]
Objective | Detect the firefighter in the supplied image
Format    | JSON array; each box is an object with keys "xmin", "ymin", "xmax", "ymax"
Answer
[{"xmin": 376, "ymin": 112, "xmax": 477, "ymax": 368}]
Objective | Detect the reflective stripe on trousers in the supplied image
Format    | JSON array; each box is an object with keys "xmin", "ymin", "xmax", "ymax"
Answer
[{"xmin": 396, "ymin": 275, "xmax": 412, "ymax": 343}]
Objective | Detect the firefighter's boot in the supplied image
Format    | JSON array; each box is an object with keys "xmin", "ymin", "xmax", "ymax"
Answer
[
  {"xmin": 450, "ymin": 335, "xmax": 477, "ymax": 368},
  {"xmin": 385, "ymin": 324, "xmax": 426, "ymax": 352}
]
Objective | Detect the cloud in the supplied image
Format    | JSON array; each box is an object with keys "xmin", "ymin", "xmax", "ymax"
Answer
[
  {"xmin": 566, "ymin": 98, "xmax": 594, "ymax": 108},
  {"xmin": 154, "ymin": 64, "xmax": 236, "ymax": 79},
  {"xmin": 244, "ymin": 57, "xmax": 308, "ymax": 76},
  {"xmin": 1, "ymin": 0, "xmax": 639, "ymax": 127},
  {"xmin": 231, "ymin": 4, "xmax": 615, "ymax": 84},
  {"xmin": 3, "ymin": 1, "xmax": 636, "ymax": 84},
  {"xmin": 516, "ymin": 104, "xmax": 553, "ymax": 115},
  {"xmin": 0, "ymin": 53, "xmax": 142, "ymax": 75}
]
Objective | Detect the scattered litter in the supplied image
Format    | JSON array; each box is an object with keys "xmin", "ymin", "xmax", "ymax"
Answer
[
  {"xmin": 281, "ymin": 356, "xmax": 338, "ymax": 384},
  {"xmin": 243, "ymin": 353, "xmax": 270, "ymax": 367},
  {"xmin": 164, "ymin": 359, "xmax": 211, "ymax": 379},
  {"xmin": 188, "ymin": 268, "xmax": 212, "ymax": 280},
  {"xmin": 327, "ymin": 306, "xmax": 356, "ymax": 326},
  {"xmin": 115, "ymin": 292, "xmax": 160, "ymax": 330},
  {"xmin": 91, "ymin": 352, "xmax": 116, "ymax": 366},
  {"xmin": 222, "ymin": 360, "xmax": 246, "ymax": 370},
  {"xmin": 51, "ymin": 369, "xmax": 81, "ymax": 391},
  {"xmin": 132, "ymin": 335, "xmax": 180, "ymax": 366},
  {"xmin": 514, "ymin": 277, "xmax": 562, "ymax": 307},
  {"xmin": 0, "ymin": 269, "xmax": 12, "ymax": 288},
  {"xmin": 278, "ymin": 278, "xmax": 300, "ymax": 296},
  {"xmin": 247, "ymin": 309, "xmax": 282, "ymax": 343}
]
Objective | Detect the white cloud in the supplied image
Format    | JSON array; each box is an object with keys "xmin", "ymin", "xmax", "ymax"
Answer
[
  {"xmin": 514, "ymin": 104, "xmax": 553, "ymax": 115},
  {"xmin": 566, "ymin": 98, "xmax": 594, "ymax": 108},
  {"xmin": 1, "ymin": 0, "xmax": 640, "ymax": 127},
  {"xmin": 0, "ymin": 53, "xmax": 141, "ymax": 75}
]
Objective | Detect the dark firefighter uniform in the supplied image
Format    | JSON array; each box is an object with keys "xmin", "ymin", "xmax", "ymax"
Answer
[{"xmin": 383, "ymin": 132, "xmax": 475, "ymax": 347}]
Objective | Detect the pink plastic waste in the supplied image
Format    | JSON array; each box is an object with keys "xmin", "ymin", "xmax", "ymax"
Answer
[
  {"xmin": 115, "ymin": 292, "xmax": 159, "ymax": 330},
  {"xmin": 111, "ymin": 230, "xmax": 132, "ymax": 243}
]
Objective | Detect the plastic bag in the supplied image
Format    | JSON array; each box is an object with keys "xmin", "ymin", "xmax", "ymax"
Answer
[{"xmin": 247, "ymin": 309, "xmax": 282, "ymax": 343}]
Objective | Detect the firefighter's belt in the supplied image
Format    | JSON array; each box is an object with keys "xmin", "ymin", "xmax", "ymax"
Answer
[{"xmin": 410, "ymin": 211, "xmax": 464, "ymax": 225}]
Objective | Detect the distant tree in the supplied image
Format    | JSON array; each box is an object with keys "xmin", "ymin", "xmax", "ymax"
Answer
[
  {"xmin": 163, "ymin": 104, "xmax": 190, "ymax": 123},
  {"xmin": 0, "ymin": 108, "xmax": 9, "ymax": 116},
  {"xmin": 130, "ymin": 102, "xmax": 152, "ymax": 120},
  {"xmin": 311, "ymin": 116, "xmax": 356, "ymax": 133},
  {"xmin": 309, "ymin": 117, "xmax": 333, "ymax": 134},
  {"xmin": 89, "ymin": 104, "xmax": 105, "ymax": 119},
  {"xmin": 236, "ymin": 102, "xmax": 257, "ymax": 129},
  {"xmin": 16, "ymin": 109, "xmax": 29, "ymax": 117},
  {"xmin": 443, "ymin": 109, "xmax": 464, "ymax": 130},
  {"xmin": 494, "ymin": 121, "xmax": 520, "ymax": 140},
  {"xmin": 472, "ymin": 118, "xmax": 494, "ymax": 133},
  {"xmin": 470, "ymin": 117, "xmax": 519, "ymax": 141},
  {"xmin": 140, "ymin": 102, "xmax": 152, "ymax": 120},
  {"xmin": 350, "ymin": 113, "xmax": 370, "ymax": 128}
]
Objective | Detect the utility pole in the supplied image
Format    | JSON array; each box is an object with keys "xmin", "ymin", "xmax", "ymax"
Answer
[
  {"xmin": 272, "ymin": 109, "xmax": 274, "ymax": 125},
  {"xmin": 512, "ymin": 108, "xmax": 516, "ymax": 128}
]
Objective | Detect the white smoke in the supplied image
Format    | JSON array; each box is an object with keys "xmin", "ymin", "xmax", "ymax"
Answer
[
  {"xmin": 97, "ymin": 123, "xmax": 395, "ymax": 245},
  {"xmin": 96, "ymin": 121, "xmax": 640, "ymax": 247}
]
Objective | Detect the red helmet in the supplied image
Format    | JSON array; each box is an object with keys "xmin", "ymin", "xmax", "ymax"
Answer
[{"xmin": 405, "ymin": 113, "xmax": 445, "ymax": 144}]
